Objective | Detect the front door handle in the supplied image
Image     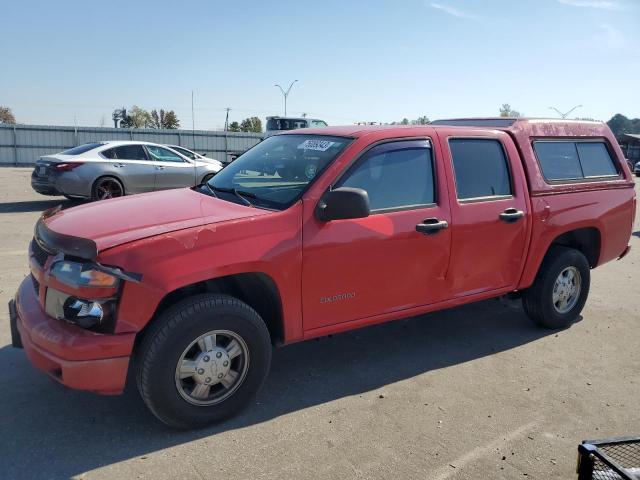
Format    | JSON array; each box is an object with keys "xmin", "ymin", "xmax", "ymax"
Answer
[
  {"xmin": 416, "ymin": 218, "xmax": 449, "ymax": 235},
  {"xmin": 499, "ymin": 208, "xmax": 525, "ymax": 223},
  {"xmin": 155, "ymin": 165, "xmax": 165, "ymax": 170}
]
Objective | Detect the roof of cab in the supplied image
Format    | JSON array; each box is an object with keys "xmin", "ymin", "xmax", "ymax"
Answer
[{"xmin": 284, "ymin": 118, "xmax": 609, "ymax": 139}]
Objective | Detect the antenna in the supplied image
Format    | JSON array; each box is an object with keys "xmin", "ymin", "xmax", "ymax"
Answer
[
  {"xmin": 192, "ymin": 90, "xmax": 197, "ymax": 186},
  {"xmin": 549, "ymin": 104, "xmax": 583, "ymax": 119}
]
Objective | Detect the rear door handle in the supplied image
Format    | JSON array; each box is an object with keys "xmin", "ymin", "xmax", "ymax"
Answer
[
  {"xmin": 155, "ymin": 165, "xmax": 165, "ymax": 170},
  {"xmin": 499, "ymin": 208, "xmax": 525, "ymax": 223},
  {"xmin": 114, "ymin": 163, "xmax": 125, "ymax": 168},
  {"xmin": 416, "ymin": 218, "xmax": 449, "ymax": 235}
]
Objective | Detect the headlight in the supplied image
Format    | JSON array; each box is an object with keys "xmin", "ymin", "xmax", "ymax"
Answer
[
  {"xmin": 62, "ymin": 297, "xmax": 106, "ymax": 329},
  {"xmin": 50, "ymin": 260, "xmax": 119, "ymax": 288},
  {"xmin": 45, "ymin": 288, "xmax": 116, "ymax": 331}
]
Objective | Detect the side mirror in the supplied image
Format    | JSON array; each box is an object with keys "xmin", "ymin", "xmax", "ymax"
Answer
[
  {"xmin": 201, "ymin": 153, "xmax": 207, "ymax": 157},
  {"xmin": 316, "ymin": 187, "xmax": 370, "ymax": 222}
]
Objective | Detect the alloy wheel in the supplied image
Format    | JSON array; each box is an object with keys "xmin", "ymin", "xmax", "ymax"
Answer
[
  {"xmin": 552, "ymin": 266, "xmax": 582, "ymax": 314},
  {"xmin": 95, "ymin": 179, "xmax": 123, "ymax": 199},
  {"xmin": 174, "ymin": 330, "xmax": 250, "ymax": 406}
]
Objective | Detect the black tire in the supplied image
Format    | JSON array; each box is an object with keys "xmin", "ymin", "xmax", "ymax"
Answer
[
  {"xmin": 92, "ymin": 176, "xmax": 124, "ymax": 201},
  {"xmin": 136, "ymin": 294, "xmax": 272, "ymax": 429},
  {"xmin": 522, "ymin": 246, "xmax": 590, "ymax": 329}
]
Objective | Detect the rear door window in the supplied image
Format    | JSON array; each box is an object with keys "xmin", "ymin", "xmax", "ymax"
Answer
[
  {"xmin": 112, "ymin": 144, "xmax": 148, "ymax": 161},
  {"xmin": 449, "ymin": 139, "xmax": 512, "ymax": 200},
  {"xmin": 533, "ymin": 141, "xmax": 618, "ymax": 181},
  {"xmin": 170, "ymin": 146, "xmax": 197, "ymax": 159},
  {"xmin": 101, "ymin": 148, "xmax": 117, "ymax": 159}
]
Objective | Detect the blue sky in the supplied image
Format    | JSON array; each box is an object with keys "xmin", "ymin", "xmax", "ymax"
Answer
[{"xmin": 1, "ymin": 0, "xmax": 638, "ymax": 129}]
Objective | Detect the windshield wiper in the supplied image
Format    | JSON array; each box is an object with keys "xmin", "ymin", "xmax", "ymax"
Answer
[
  {"xmin": 201, "ymin": 182, "xmax": 218, "ymax": 198},
  {"xmin": 210, "ymin": 186, "xmax": 256, "ymax": 207}
]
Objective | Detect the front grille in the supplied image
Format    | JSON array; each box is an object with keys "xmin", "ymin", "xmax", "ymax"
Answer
[
  {"xmin": 31, "ymin": 239, "xmax": 50, "ymax": 267},
  {"xmin": 31, "ymin": 274, "xmax": 40, "ymax": 294}
]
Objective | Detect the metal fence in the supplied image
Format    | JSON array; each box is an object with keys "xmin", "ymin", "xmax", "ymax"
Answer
[{"xmin": 0, "ymin": 124, "xmax": 263, "ymax": 165}]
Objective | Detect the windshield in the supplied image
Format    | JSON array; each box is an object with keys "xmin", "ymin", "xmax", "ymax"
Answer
[
  {"xmin": 206, "ymin": 134, "xmax": 351, "ymax": 210},
  {"xmin": 171, "ymin": 146, "xmax": 198, "ymax": 160}
]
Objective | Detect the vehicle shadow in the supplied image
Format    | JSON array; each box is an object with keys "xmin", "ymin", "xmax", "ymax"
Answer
[
  {"xmin": 0, "ymin": 298, "xmax": 558, "ymax": 479},
  {"xmin": 0, "ymin": 198, "xmax": 84, "ymax": 213}
]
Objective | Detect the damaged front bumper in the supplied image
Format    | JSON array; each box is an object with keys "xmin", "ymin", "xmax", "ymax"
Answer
[{"xmin": 10, "ymin": 277, "xmax": 136, "ymax": 395}]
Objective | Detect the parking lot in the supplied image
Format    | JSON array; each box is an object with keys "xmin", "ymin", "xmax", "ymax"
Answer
[{"xmin": 0, "ymin": 166, "xmax": 638, "ymax": 480}]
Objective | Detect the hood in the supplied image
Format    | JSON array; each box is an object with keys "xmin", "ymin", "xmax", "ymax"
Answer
[
  {"xmin": 196, "ymin": 155, "xmax": 221, "ymax": 164},
  {"xmin": 194, "ymin": 159, "xmax": 222, "ymax": 170},
  {"xmin": 44, "ymin": 188, "xmax": 271, "ymax": 252}
]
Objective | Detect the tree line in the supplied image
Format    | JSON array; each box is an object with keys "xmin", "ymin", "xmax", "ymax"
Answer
[
  {"xmin": 118, "ymin": 106, "xmax": 180, "ymax": 129},
  {"xmin": 227, "ymin": 117, "xmax": 262, "ymax": 133},
  {"xmin": 2, "ymin": 104, "xmax": 639, "ymax": 139},
  {"xmin": 116, "ymin": 106, "xmax": 262, "ymax": 132},
  {"xmin": 606, "ymin": 114, "xmax": 640, "ymax": 140}
]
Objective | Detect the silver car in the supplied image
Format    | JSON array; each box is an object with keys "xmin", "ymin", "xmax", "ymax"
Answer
[{"xmin": 31, "ymin": 141, "xmax": 223, "ymax": 200}]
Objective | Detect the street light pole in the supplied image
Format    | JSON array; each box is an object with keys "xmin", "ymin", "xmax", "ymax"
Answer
[
  {"xmin": 549, "ymin": 104, "xmax": 583, "ymax": 119},
  {"xmin": 275, "ymin": 80, "xmax": 298, "ymax": 116}
]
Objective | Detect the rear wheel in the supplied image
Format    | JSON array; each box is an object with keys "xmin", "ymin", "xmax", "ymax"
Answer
[
  {"xmin": 523, "ymin": 246, "xmax": 590, "ymax": 329},
  {"xmin": 136, "ymin": 294, "xmax": 272, "ymax": 429},
  {"xmin": 92, "ymin": 176, "xmax": 124, "ymax": 201}
]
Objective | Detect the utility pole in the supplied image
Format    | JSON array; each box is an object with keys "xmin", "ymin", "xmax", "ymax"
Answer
[
  {"xmin": 274, "ymin": 80, "xmax": 298, "ymax": 116},
  {"xmin": 224, "ymin": 107, "xmax": 231, "ymax": 131},
  {"xmin": 191, "ymin": 90, "xmax": 196, "ymax": 150},
  {"xmin": 549, "ymin": 105, "xmax": 583, "ymax": 119}
]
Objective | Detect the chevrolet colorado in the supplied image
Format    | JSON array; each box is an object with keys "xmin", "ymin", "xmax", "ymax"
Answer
[{"xmin": 9, "ymin": 119, "xmax": 636, "ymax": 428}]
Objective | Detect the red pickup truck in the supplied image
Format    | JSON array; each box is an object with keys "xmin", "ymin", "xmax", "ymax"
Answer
[{"xmin": 9, "ymin": 118, "xmax": 636, "ymax": 428}]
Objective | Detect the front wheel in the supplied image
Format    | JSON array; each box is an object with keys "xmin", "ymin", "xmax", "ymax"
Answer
[
  {"xmin": 522, "ymin": 246, "xmax": 590, "ymax": 329},
  {"xmin": 136, "ymin": 294, "xmax": 272, "ymax": 429}
]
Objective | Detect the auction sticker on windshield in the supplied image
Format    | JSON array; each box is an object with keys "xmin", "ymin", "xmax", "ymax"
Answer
[{"xmin": 298, "ymin": 139, "xmax": 335, "ymax": 151}]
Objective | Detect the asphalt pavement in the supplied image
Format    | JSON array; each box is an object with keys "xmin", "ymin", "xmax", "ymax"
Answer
[{"xmin": 1, "ymin": 167, "xmax": 638, "ymax": 479}]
